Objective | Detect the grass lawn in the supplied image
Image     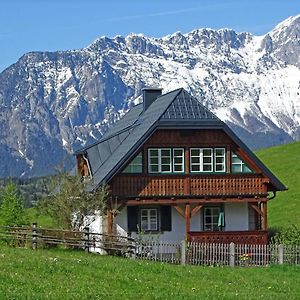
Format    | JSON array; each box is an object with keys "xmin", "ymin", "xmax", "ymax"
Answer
[
  {"xmin": 0, "ymin": 246, "xmax": 299, "ymax": 300},
  {"xmin": 256, "ymin": 141, "xmax": 300, "ymax": 229}
]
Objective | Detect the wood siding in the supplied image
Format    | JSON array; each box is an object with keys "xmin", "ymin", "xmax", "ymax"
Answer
[
  {"xmin": 111, "ymin": 129, "xmax": 269, "ymax": 199},
  {"xmin": 189, "ymin": 230, "xmax": 268, "ymax": 245},
  {"xmin": 110, "ymin": 174, "xmax": 269, "ymax": 198}
]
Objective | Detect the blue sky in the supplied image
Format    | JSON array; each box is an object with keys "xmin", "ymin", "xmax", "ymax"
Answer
[{"xmin": 0, "ymin": 0, "xmax": 299, "ymax": 72}]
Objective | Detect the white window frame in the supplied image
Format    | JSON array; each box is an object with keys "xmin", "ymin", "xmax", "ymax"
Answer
[
  {"xmin": 190, "ymin": 148, "xmax": 213, "ymax": 173},
  {"xmin": 214, "ymin": 148, "xmax": 226, "ymax": 173},
  {"xmin": 231, "ymin": 152, "xmax": 252, "ymax": 173},
  {"xmin": 140, "ymin": 208, "xmax": 158, "ymax": 231},
  {"xmin": 148, "ymin": 148, "xmax": 172, "ymax": 173},
  {"xmin": 172, "ymin": 148, "xmax": 185, "ymax": 173},
  {"xmin": 204, "ymin": 206, "xmax": 221, "ymax": 231}
]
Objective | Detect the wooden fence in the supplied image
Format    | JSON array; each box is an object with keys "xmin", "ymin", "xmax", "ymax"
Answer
[
  {"xmin": 136, "ymin": 240, "xmax": 300, "ymax": 267},
  {"xmin": 0, "ymin": 224, "xmax": 135, "ymax": 256},
  {"xmin": 1, "ymin": 225, "xmax": 300, "ymax": 267}
]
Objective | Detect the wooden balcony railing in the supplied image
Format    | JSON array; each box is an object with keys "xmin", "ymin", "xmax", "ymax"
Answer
[
  {"xmin": 188, "ymin": 230, "xmax": 268, "ymax": 245},
  {"xmin": 110, "ymin": 174, "xmax": 268, "ymax": 198}
]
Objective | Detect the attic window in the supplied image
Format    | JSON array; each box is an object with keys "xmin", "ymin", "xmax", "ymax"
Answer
[
  {"xmin": 122, "ymin": 152, "xmax": 143, "ymax": 174},
  {"xmin": 231, "ymin": 152, "xmax": 253, "ymax": 174}
]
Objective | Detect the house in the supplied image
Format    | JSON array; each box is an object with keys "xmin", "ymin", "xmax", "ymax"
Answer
[{"xmin": 74, "ymin": 88, "xmax": 286, "ymax": 245}]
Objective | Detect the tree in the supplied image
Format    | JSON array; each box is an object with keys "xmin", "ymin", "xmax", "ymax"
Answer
[
  {"xmin": 40, "ymin": 172, "xmax": 110, "ymax": 230},
  {"xmin": 0, "ymin": 182, "xmax": 28, "ymax": 226}
]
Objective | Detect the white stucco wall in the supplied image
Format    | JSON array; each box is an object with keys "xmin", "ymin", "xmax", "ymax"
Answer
[
  {"xmin": 224, "ymin": 202, "xmax": 249, "ymax": 231},
  {"xmin": 91, "ymin": 203, "xmax": 250, "ymax": 244}
]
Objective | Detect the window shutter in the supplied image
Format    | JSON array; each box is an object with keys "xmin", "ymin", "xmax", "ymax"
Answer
[
  {"xmin": 127, "ymin": 206, "xmax": 138, "ymax": 232},
  {"xmin": 160, "ymin": 206, "xmax": 172, "ymax": 231}
]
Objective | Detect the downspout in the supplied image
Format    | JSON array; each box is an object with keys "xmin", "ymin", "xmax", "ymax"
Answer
[
  {"xmin": 268, "ymin": 191, "xmax": 276, "ymax": 200},
  {"xmin": 83, "ymin": 152, "xmax": 92, "ymax": 178}
]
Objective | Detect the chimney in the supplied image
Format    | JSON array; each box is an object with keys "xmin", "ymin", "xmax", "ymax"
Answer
[{"xmin": 142, "ymin": 88, "xmax": 162, "ymax": 111}]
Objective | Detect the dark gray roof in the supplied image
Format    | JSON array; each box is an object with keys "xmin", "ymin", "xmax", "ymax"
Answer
[{"xmin": 75, "ymin": 88, "xmax": 286, "ymax": 192}]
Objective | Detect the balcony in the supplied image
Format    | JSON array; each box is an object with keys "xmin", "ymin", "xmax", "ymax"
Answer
[
  {"xmin": 110, "ymin": 174, "xmax": 269, "ymax": 198},
  {"xmin": 188, "ymin": 230, "xmax": 268, "ymax": 245}
]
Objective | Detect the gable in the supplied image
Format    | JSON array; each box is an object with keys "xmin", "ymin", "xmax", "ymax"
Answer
[{"xmin": 75, "ymin": 88, "xmax": 286, "ymax": 192}]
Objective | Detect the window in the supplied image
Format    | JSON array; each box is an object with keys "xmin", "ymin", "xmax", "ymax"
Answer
[
  {"xmin": 140, "ymin": 208, "xmax": 158, "ymax": 231},
  {"xmin": 190, "ymin": 148, "xmax": 226, "ymax": 173},
  {"xmin": 231, "ymin": 152, "xmax": 253, "ymax": 173},
  {"xmin": 204, "ymin": 207, "xmax": 221, "ymax": 231},
  {"xmin": 122, "ymin": 152, "xmax": 143, "ymax": 173},
  {"xmin": 173, "ymin": 148, "xmax": 185, "ymax": 173},
  {"xmin": 148, "ymin": 148, "xmax": 184, "ymax": 173},
  {"xmin": 214, "ymin": 148, "xmax": 226, "ymax": 172}
]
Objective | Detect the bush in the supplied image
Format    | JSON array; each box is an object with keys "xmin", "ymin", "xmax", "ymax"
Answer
[
  {"xmin": 0, "ymin": 182, "xmax": 28, "ymax": 227},
  {"xmin": 270, "ymin": 225, "xmax": 300, "ymax": 245}
]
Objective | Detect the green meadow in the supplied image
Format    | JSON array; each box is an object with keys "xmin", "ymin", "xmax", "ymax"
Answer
[
  {"xmin": 256, "ymin": 141, "xmax": 300, "ymax": 228},
  {"xmin": 0, "ymin": 245, "xmax": 299, "ymax": 300}
]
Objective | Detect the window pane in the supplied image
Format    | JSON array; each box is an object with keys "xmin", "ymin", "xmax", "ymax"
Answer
[
  {"xmin": 161, "ymin": 149, "xmax": 171, "ymax": 156},
  {"xmin": 215, "ymin": 164, "xmax": 224, "ymax": 171},
  {"xmin": 243, "ymin": 165, "xmax": 253, "ymax": 173},
  {"xmin": 191, "ymin": 157, "xmax": 200, "ymax": 164},
  {"xmin": 216, "ymin": 157, "xmax": 224, "ymax": 164},
  {"xmin": 191, "ymin": 165, "xmax": 200, "ymax": 172},
  {"xmin": 174, "ymin": 165, "xmax": 183, "ymax": 172},
  {"xmin": 191, "ymin": 149, "xmax": 200, "ymax": 157},
  {"xmin": 232, "ymin": 157, "xmax": 241, "ymax": 164},
  {"xmin": 232, "ymin": 164, "xmax": 242, "ymax": 173},
  {"xmin": 150, "ymin": 165, "xmax": 159, "ymax": 172},
  {"xmin": 174, "ymin": 157, "xmax": 182, "ymax": 164},
  {"xmin": 203, "ymin": 164, "xmax": 212, "ymax": 171},
  {"xmin": 215, "ymin": 149, "xmax": 225, "ymax": 156},
  {"xmin": 150, "ymin": 157, "xmax": 159, "ymax": 164},
  {"xmin": 203, "ymin": 157, "xmax": 212, "ymax": 164},
  {"xmin": 161, "ymin": 157, "xmax": 171, "ymax": 164},
  {"xmin": 203, "ymin": 149, "xmax": 212, "ymax": 156},
  {"xmin": 149, "ymin": 149, "xmax": 158, "ymax": 156},
  {"xmin": 161, "ymin": 164, "xmax": 171, "ymax": 172},
  {"xmin": 173, "ymin": 149, "xmax": 183, "ymax": 156}
]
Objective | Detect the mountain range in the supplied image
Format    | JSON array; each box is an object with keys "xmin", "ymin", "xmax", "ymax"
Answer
[{"xmin": 0, "ymin": 15, "xmax": 300, "ymax": 178}]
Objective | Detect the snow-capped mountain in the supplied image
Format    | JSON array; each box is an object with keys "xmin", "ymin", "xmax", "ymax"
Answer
[{"xmin": 0, "ymin": 15, "xmax": 300, "ymax": 178}]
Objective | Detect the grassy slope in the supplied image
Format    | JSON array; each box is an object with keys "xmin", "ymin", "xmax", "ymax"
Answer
[
  {"xmin": 0, "ymin": 246, "xmax": 299, "ymax": 300},
  {"xmin": 256, "ymin": 141, "xmax": 300, "ymax": 229}
]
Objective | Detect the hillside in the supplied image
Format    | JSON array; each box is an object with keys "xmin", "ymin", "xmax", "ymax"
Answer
[
  {"xmin": 0, "ymin": 246, "xmax": 299, "ymax": 299},
  {"xmin": 256, "ymin": 141, "xmax": 300, "ymax": 228},
  {"xmin": 1, "ymin": 15, "xmax": 300, "ymax": 177}
]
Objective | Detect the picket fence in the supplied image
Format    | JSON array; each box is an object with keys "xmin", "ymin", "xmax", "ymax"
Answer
[
  {"xmin": 1, "ymin": 225, "xmax": 300, "ymax": 267},
  {"xmin": 136, "ymin": 241, "xmax": 300, "ymax": 267}
]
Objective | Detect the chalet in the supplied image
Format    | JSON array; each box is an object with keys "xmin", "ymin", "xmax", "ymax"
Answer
[{"xmin": 75, "ymin": 88, "xmax": 286, "ymax": 245}]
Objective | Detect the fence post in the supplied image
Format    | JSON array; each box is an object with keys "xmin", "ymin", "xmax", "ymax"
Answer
[
  {"xmin": 278, "ymin": 244, "xmax": 284, "ymax": 265},
  {"xmin": 84, "ymin": 227, "xmax": 90, "ymax": 253},
  {"xmin": 229, "ymin": 242, "xmax": 235, "ymax": 267},
  {"xmin": 181, "ymin": 240, "xmax": 186, "ymax": 265},
  {"xmin": 32, "ymin": 222, "xmax": 37, "ymax": 250}
]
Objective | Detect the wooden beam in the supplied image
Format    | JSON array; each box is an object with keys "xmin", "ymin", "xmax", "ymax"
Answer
[
  {"xmin": 124, "ymin": 197, "xmax": 268, "ymax": 206},
  {"xmin": 174, "ymin": 205, "xmax": 185, "ymax": 218},
  {"xmin": 191, "ymin": 204, "xmax": 203, "ymax": 217},
  {"xmin": 226, "ymin": 145, "xmax": 231, "ymax": 174},
  {"xmin": 185, "ymin": 204, "xmax": 191, "ymax": 240},
  {"xmin": 107, "ymin": 210, "xmax": 113, "ymax": 235},
  {"xmin": 250, "ymin": 203, "xmax": 262, "ymax": 216},
  {"xmin": 261, "ymin": 202, "xmax": 268, "ymax": 230}
]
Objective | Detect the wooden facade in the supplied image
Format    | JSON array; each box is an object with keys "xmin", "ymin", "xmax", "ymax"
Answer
[{"xmin": 106, "ymin": 129, "xmax": 273, "ymax": 244}]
